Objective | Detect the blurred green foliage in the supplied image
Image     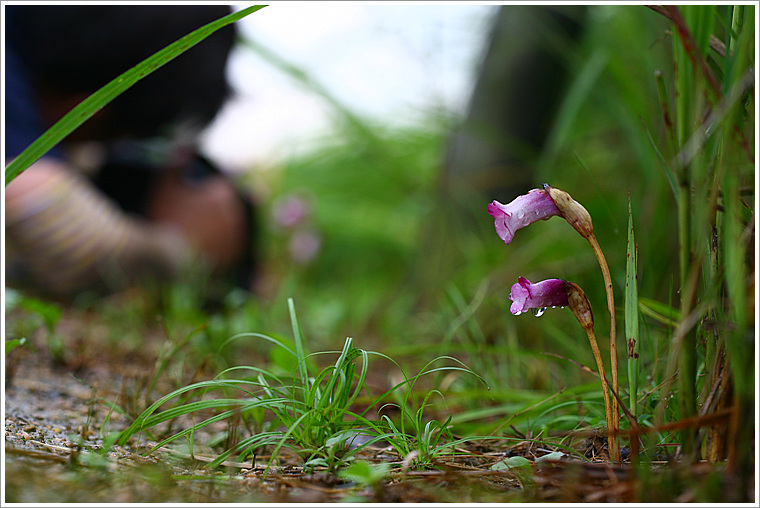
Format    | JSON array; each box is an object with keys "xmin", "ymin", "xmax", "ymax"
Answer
[
  {"xmin": 4, "ymin": 6, "xmax": 753, "ymax": 501},
  {"xmin": 256, "ymin": 5, "xmax": 679, "ymax": 386},
  {"xmin": 249, "ymin": 5, "xmax": 753, "ymax": 455}
]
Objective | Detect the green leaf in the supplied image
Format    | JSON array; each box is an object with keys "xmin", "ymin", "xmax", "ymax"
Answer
[
  {"xmin": 5, "ymin": 5, "xmax": 266, "ymax": 186},
  {"xmin": 536, "ymin": 451, "xmax": 565, "ymax": 463},
  {"xmin": 491, "ymin": 455, "xmax": 531, "ymax": 471},
  {"xmin": 18, "ymin": 297, "xmax": 62, "ymax": 333},
  {"xmin": 638, "ymin": 297, "xmax": 680, "ymax": 327},
  {"xmin": 491, "ymin": 455, "xmax": 535, "ymax": 489},
  {"xmin": 5, "ymin": 337, "xmax": 27, "ymax": 355},
  {"xmin": 338, "ymin": 460, "xmax": 389, "ymax": 485}
]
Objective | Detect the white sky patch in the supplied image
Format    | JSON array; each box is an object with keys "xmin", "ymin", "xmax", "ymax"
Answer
[{"xmin": 201, "ymin": 3, "xmax": 496, "ymax": 170}]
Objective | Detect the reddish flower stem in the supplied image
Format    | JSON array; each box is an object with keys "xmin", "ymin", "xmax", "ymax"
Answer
[
  {"xmin": 588, "ymin": 234, "xmax": 619, "ymax": 462},
  {"xmin": 582, "ymin": 324, "xmax": 615, "ymax": 461}
]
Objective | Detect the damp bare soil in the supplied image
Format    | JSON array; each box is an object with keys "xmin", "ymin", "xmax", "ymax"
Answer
[{"xmin": 3, "ymin": 309, "xmax": 746, "ymax": 503}]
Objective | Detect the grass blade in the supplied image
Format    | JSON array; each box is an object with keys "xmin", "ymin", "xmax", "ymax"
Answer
[
  {"xmin": 4, "ymin": 5, "xmax": 266, "ymax": 186},
  {"xmin": 288, "ymin": 298, "xmax": 311, "ymax": 391},
  {"xmin": 625, "ymin": 195, "xmax": 640, "ymax": 419}
]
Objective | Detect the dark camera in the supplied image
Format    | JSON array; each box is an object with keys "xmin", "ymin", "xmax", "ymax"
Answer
[{"xmin": 91, "ymin": 141, "xmax": 222, "ymax": 216}]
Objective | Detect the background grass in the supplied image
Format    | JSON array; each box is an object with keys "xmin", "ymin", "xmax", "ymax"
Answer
[{"xmin": 240, "ymin": 5, "xmax": 681, "ymax": 414}]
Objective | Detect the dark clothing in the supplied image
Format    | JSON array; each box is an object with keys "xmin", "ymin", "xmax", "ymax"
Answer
[{"xmin": 4, "ymin": 43, "xmax": 62, "ymax": 160}]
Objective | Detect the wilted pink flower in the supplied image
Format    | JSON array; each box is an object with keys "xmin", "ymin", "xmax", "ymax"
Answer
[
  {"xmin": 488, "ymin": 189, "xmax": 560, "ymax": 244},
  {"xmin": 509, "ymin": 276, "xmax": 568, "ymax": 315}
]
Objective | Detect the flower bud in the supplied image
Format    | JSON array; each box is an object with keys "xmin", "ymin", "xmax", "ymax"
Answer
[
  {"xmin": 542, "ymin": 184, "xmax": 594, "ymax": 239},
  {"xmin": 564, "ymin": 280, "xmax": 594, "ymax": 331}
]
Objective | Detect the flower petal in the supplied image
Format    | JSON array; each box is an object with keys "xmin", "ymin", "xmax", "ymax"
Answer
[
  {"xmin": 509, "ymin": 276, "xmax": 532, "ymax": 314},
  {"xmin": 509, "ymin": 277, "xmax": 568, "ymax": 315},
  {"xmin": 488, "ymin": 189, "xmax": 560, "ymax": 245}
]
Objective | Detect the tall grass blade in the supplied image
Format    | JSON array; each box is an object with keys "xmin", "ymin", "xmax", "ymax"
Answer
[
  {"xmin": 670, "ymin": 4, "xmax": 716, "ymax": 459},
  {"xmin": 720, "ymin": 5, "xmax": 754, "ymax": 483},
  {"xmin": 640, "ymin": 119, "xmax": 678, "ymax": 203},
  {"xmin": 117, "ymin": 378, "xmax": 267, "ymax": 445},
  {"xmin": 288, "ymin": 298, "xmax": 311, "ymax": 391},
  {"xmin": 625, "ymin": 196, "xmax": 640, "ymax": 419},
  {"xmin": 4, "ymin": 5, "xmax": 266, "ymax": 186}
]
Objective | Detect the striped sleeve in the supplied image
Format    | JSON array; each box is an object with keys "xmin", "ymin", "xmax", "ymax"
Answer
[{"xmin": 5, "ymin": 160, "xmax": 194, "ymax": 298}]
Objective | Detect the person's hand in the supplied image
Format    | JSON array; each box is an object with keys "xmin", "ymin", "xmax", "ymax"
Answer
[
  {"xmin": 5, "ymin": 158, "xmax": 195, "ymax": 297},
  {"xmin": 145, "ymin": 168, "xmax": 247, "ymax": 271}
]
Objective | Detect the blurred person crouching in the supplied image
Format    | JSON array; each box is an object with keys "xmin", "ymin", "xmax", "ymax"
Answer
[{"xmin": 4, "ymin": 5, "xmax": 257, "ymax": 301}]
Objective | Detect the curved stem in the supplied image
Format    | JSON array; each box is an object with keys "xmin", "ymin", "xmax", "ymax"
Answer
[
  {"xmin": 588, "ymin": 234, "xmax": 619, "ymax": 461},
  {"xmin": 583, "ymin": 326, "xmax": 614, "ymax": 460}
]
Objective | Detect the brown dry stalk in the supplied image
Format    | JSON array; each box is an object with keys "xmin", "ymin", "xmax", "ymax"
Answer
[
  {"xmin": 588, "ymin": 234, "xmax": 619, "ymax": 461},
  {"xmin": 581, "ymin": 326, "xmax": 615, "ymax": 463},
  {"xmin": 617, "ymin": 407, "xmax": 732, "ymax": 436}
]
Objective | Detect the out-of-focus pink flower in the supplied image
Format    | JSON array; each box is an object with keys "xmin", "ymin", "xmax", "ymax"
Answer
[
  {"xmin": 289, "ymin": 229, "xmax": 321, "ymax": 264},
  {"xmin": 273, "ymin": 195, "xmax": 311, "ymax": 229},
  {"xmin": 488, "ymin": 189, "xmax": 560, "ymax": 244},
  {"xmin": 509, "ymin": 276, "xmax": 568, "ymax": 315}
]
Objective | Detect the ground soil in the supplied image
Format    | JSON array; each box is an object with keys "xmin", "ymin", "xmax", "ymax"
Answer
[{"xmin": 3, "ymin": 310, "xmax": 753, "ymax": 503}]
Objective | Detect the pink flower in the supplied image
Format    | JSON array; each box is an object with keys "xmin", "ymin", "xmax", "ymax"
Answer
[
  {"xmin": 509, "ymin": 277, "xmax": 568, "ymax": 315},
  {"xmin": 273, "ymin": 195, "xmax": 311, "ymax": 229},
  {"xmin": 488, "ymin": 189, "xmax": 560, "ymax": 244},
  {"xmin": 289, "ymin": 229, "xmax": 321, "ymax": 264}
]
